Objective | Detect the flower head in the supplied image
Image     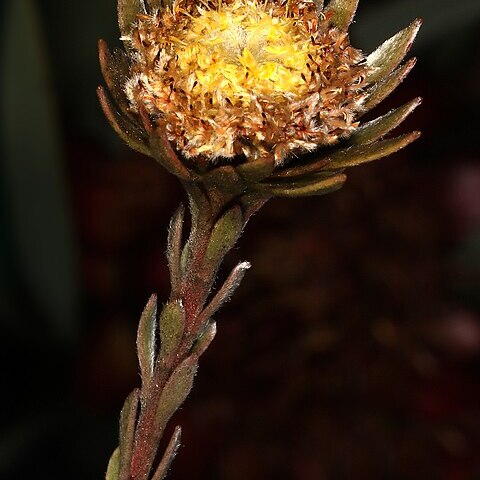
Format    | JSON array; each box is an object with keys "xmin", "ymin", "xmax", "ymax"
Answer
[
  {"xmin": 99, "ymin": 0, "xmax": 421, "ymax": 197},
  {"xmin": 124, "ymin": 0, "xmax": 368, "ymax": 164}
]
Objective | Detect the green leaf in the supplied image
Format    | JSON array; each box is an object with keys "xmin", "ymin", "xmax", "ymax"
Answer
[
  {"xmin": 97, "ymin": 86, "xmax": 151, "ymax": 156},
  {"xmin": 118, "ymin": 0, "xmax": 145, "ymax": 37},
  {"xmin": 205, "ymin": 206, "xmax": 244, "ymax": 265},
  {"xmin": 324, "ymin": 0, "xmax": 359, "ymax": 30},
  {"xmin": 366, "ymin": 19, "xmax": 422, "ymax": 84},
  {"xmin": 159, "ymin": 301, "xmax": 185, "ymax": 361},
  {"xmin": 151, "ymin": 426, "xmax": 182, "ymax": 480},
  {"xmin": 167, "ymin": 205, "xmax": 185, "ymax": 297},
  {"xmin": 197, "ymin": 261, "xmax": 251, "ymax": 327},
  {"xmin": 271, "ymin": 157, "xmax": 331, "ymax": 180},
  {"xmin": 137, "ymin": 295, "xmax": 158, "ymax": 385},
  {"xmin": 255, "ymin": 174, "xmax": 347, "ymax": 197},
  {"xmin": 325, "ymin": 132, "xmax": 421, "ymax": 170},
  {"xmin": 351, "ymin": 97, "xmax": 422, "ymax": 145},
  {"xmin": 106, "ymin": 448, "xmax": 121, "ymax": 480},
  {"xmin": 155, "ymin": 355, "xmax": 198, "ymax": 431},
  {"xmin": 363, "ymin": 58, "xmax": 417, "ymax": 112},
  {"xmin": 119, "ymin": 389, "xmax": 140, "ymax": 480},
  {"xmin": 193, "ymin": 322, "xmax": 217, "ymax": 357}
]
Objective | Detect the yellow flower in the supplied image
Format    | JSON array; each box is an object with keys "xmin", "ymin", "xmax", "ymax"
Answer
[{"xmin": 99, "ymin": 0, "xmax": 421, "ymax": 198}]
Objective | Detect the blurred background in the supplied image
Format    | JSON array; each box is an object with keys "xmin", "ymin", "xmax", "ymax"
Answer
[{"xmin": 1, "ymin": 0, "xmax": 480, "ymax": 478}]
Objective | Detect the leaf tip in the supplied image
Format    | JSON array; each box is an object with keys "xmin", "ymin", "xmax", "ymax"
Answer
[{"xmin": 238, "ymin": 261, "xmax": 251, "ymax": 271}]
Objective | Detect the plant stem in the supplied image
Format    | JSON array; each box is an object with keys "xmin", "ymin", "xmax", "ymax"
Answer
[{"xmin": 107, "ymin": 184, "xmax": 267, "ymax": 480}]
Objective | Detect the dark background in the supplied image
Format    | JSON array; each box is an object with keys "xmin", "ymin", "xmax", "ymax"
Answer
[{"xmin": 1, "ymin": 0, "xmax": 480, "ymax": 478}]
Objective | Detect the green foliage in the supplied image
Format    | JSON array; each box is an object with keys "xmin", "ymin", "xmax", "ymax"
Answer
[
  {"xmin": 325, "ymin": 0, "xmax": 359, "ymax": 29},
  {"xmin": 154, "ymin": 355, "xmax": 198, "ymax": 432},
  {"xmin": 366, "ymin": 19, "xmax": 422, "ymax": 84},
  {"xmin": 119, "ymin": 390, "xmax": 140, "ymax": 480},
  {"xmin": 105, "ymin": 448, "xmax": 121, "ymax": 480},
  {"xmin": 205, "ymin": 206, "xmax": 244, "ymax": 266},
  {"xmin": 137, "ymin": 295, "xmax": 158, "ymax": 385},
  {"xmin": 159, "ymin": 301, "xmax": 185, "ymax": 362}
]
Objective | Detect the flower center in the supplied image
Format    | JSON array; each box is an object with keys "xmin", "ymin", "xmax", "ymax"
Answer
[{"xmin": 173, "ymin": 0, "xmax": 315, "ymax": 105}]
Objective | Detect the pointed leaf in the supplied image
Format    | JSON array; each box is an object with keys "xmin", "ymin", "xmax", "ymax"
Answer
[
  {"xmin": 325, "ymin": 131, "xmax": 421, "ymax": 170},
  {"xmin": 118, "ymin": 0, "xmax": 145, "ymax": 37},
  {"xmin": 155, "ymin": 355, "xmax": 198, "ymax": 431},
  {"xmin": 255, "ymin": 173, "xmax": 347, "ymax": 197},
  {"xmin": 106, "ymin": 448, "xmax": 121, "ymax": 480},
  {"xmin": 193, "ymin": 322, "xmax": 217, "ymax": 357},
  {"xmin": 364, "ymin": 58, "xmax": 417, "ymax": 112},
  {"xmin": 351, "ymin": 97, "xmax": 422, "ymax": 145},
  {"xmin": 197, "ymin": 262, "xmax": 251, "ymax": 327},
  {"xmin": 167, "ymin": 205, "xmax": 185, "ymax": 297},
  {"xmin": 159, "ymin": 301, "xmax": 185, "ymax": 361},
  {"xmin": 119, "ymin": 389, "xmax": 140, "ymax": 480},
  {"xmin": 205, "ymin": 206, "xmax": 244, "ymax": 265},
  {"xmin": 137, "ymin": 294, "xmax": 158, "ymax": 386},
  {"xmin": 324, "ymin": 0, "xmax": 359, "ymax": 30},
  {"xmin": 151, "ymin": 426, "xmax": 182, "ymax": 480},
  {"xmin": 97, "ymin": 86, "xmax": 151, "ymax": 156},
  {"xmin": 98, "ymin": 39, "xmax": 134, "ymax": 120},
  {"xmin": 366, "ymin": 19, "xmax": 422, "ymax": 84}
]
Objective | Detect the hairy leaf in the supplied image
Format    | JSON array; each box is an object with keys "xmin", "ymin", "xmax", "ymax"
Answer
[
  {"xmin": 364, "ymin": 58, "xmax": 417, "ymax": 112},
  {"xmin": 137, "ymin": 295, "xmax": 158, "ymax": 386},
  {"xmin": 205, "ymin": 206, "xmax": 244, "ymax": 265},
  {"xmin": 324, "ymin": 0, "xmax": 359, "ymax": 30},
  {"xmin": 255, "ymin": 173, "xmax": 347, "ymax": 197},
  {"xmin": 159, "ymin": 301, "xmax": 185, "ymax": 361},
  {"xmin": 198, "ymin": 262, "xmax": 251, "ymax": 326},
  {"xmin": 155, "ymin": 355, "xmax": 198, "ymax": 431},
  {"xmin": 151, "ymin": 426, "xmax": 182, "ymax": 480},
  {"xmin": 119, "ymin": 389, "xmax": 140, "ymax": 480},
  {"xmin": 351, "ymin": 97, "xmax": 422, "ymax": 145},
  {"xmin": 325, "ymin": 131, "xmax": 421, "ymax": 170},
  {"xmin": 366, "ymin": 19, "xmax": 422, "ymax": 84},
  {"xmin": 106, "ymin": 448, "xmax": 121, "ymax": 480},
  {"xmin": 167, "ymin": 205, "xmax": 185, "ymax": 297},
  {"xmin": 193, "ymin": 322, "xmax": 217, "ymax": 357}
]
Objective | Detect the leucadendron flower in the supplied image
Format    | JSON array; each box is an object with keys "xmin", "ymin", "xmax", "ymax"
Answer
[{"xmin": 98, "ymin": 0, "xmax": 421, "ymax": 197}]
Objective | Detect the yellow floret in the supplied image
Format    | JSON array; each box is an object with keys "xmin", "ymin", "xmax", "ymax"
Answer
[{"xmin": 172, "ymin": 0, "xmax": 315, "ymax": 105}]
